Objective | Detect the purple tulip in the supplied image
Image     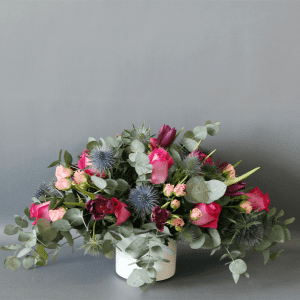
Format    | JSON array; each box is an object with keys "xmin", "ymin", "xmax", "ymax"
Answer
[
  {"xmin": 225, "ymin": 181, "xmax": 247, "ymax": 196},
  {"xmin": 156, "ymin": 124, "xmax": 176, "ymax": 148}
]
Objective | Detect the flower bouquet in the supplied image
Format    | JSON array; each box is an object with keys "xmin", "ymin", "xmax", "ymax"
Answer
[{"xmin": 2, "ymin": 121, "xmax": 295, "ymax": 291}]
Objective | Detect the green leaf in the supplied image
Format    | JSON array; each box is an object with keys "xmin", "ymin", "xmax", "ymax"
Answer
[
  {"xmin": 116, "ymin": 179, "xmax": 129, "ymax": 195},
  {"xmin": 151, "ymin": 245, "xmax": 164, "ymax": 260},
  {"xmin": 36, "ymin": 244, "xmax": 48, "ymax": 260},
  {"xmin": 18, "ymin": 232, "xmax": 34, "ymax": 242},
  {"xmin": 262, "ymin": 249, "xmax": 269, "ymax": 265},
  {"xmin": 210, "ymin": 246, "xmax": 221, "ymax": 256},
  {"xmin": 229, "ymin": 259, "xmax": 247, "ymax": 275},
  {"xmin": 269, "ymin": 249, "xmax": 284, "ymax": 261},
  {"xmin": 86, "ymin": 141, "xmax": 99, "ymax": 152},
  {"xmin": 24, "ymin": 207, "xmax": 35, "ymax": 221},
  {"xmin": 283, "ymin": 217, "xmax": 295, "ymax": 225},
  {"xmin": 4, "ymin": 256, "xmax": 22, "ymax": 271},
  {"xmin": 201, "ymin": 234, "xmax": 215, "ymax": 249},
  {"xmin": 243, "ymin": 272, "xmax": 250, "ymax": 278},
  {"xmin": 36, "ymin": 258, "xmax": 47, "ymax": 266},
  {"xmin": 4, "ymin": 225, "xmax": 20, "ymax": 235},
  {"xmin": 64, "ymin": 150, "xmax": 73, "ymax": 166},
  {"xmin": 127, "ymin": 269, "xmax": 146, "ymax": 287},
  {"xmin": 102, "ymin": 240, "xmax": 113, "ymax": 254},
  {"xmin": 104, "ymin": 179, "xmax": 118, "ymax": 195},
  {"xmin": 131, "ymin": 140, "xmax": 145, "ymax": 153},
  {"xmin": 53, "ymin": 246, "xmax": 61, "ymax": 263},
  {"xmin": 190, "ymin": 235, "xmax": 205, "ymax": 249},
  {"xmin": 206, "ymin": 180, "xmax": 227, "ymax": 202},
  {"xmin": 206, "ymin": 121, "xmax": 220, "ymax": 136},
  {"xmin": 225, "ymin": 167, "xmax": 260, "ymax": 187},
  {"xmin": 139, "ymin": 284, "xmax": 148, "ymax": 292},
  {"xmin": 47, "ymin": 160, "xmax": 60, "ymax": 168},
  {"xmin": 58, "ymin": 149, "xmax": 63, "ymax": 161},
  {"xmin": 125, "ymin": 237, "xmax": 149, "ymax": 259},
  {"xmin": 61, "ymin": 231, "xmax": 74, "ymax": 247},
  {"xmin": 269, "ymin": 225, "xmax": 284, "ymax": 243},
  {"xmin": 192, "ymin": 126, "xmax": 207, "ymax": 140},
  {"xmin": 104, "ymin": 248, "xmax": 115, "ymax": 259},
  {"xmin": 36, "ymin": 218, "xmax": 57, "ymax": 242},
  {"xmin": 232, "ymin": 272, "xmax": 240, "ymax": 284},
  {"xmin": 220, "ymin": 253, "xmax": 229, "ymax": 261},
  {"xmin": 105, "ymin": 136, "xmax": 121, "ymax": 148},
  {"xmin": 48, "ymin": 197, "xmax": 57, "ymax": 211},
  {"xmin": 1, "ymin": 244, "xmax": 22, "ymax": 251},
  {"xmin": 147, "ymin": 267, "xmax": 157, "ymax": 279},
  {"xmin": 17, "ymin": 247, "xmax": 32, "ymax": 258},
  {"xmin": 283, "ymin": 227, "xmax": 291, "ymax": 241},
  {"xmin": 267, "ymin": 207, "xmax": 276, "ymax": 217},
  {"xmin": 135, "ymin": 153, "xmax": 150, "ymax": 165},
  {"xmin": 118, "ymin": 221, "xmax": 134, "ymax": 238},
  {"xmin": 181, "ymin": 138, "xmax": 198, "ymax": 152},
  {"xmin": 91, "ymin": 176, "xmax": 107, "ymax": 190},
  {"xmin": 183, "ymin": 131, "xmax": 194, "ymax": 139},
  {"xmin": 52, "ymin": 219, "xmax": 72, "ymax": 232},
  {"xmin": 253, "ymin": 235, "xmax": 272, "ymax": 251},
  {"xmin": 88, "ymin": 137, "xmax": 97, "ymax": 143},
  {"xmin": 169, "ymin": 148, "xmax": 181, "ymax": 165},
  {"xmin": 142, "ymin": 223, "xmax": 157, "ymax": 230},
  {"xmin": 208, "ymin": 228, "xmax": 221, "ymax": 247},
  {"xmin": 23, "ymin": 255, "xmax": 35, "ymax": 269},
  {"xmin": 62, "ymin": 208, "xmax": 84, "ymax": 227}
]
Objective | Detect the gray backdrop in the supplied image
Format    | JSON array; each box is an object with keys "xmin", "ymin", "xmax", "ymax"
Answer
[{"xmin": 0, "ymin": 1, "xmax": 299, "ymax": 300}]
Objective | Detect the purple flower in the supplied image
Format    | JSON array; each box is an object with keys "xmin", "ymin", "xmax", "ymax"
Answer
[
  {"xmin": 225, "ymin": 181, "xmax": 246, "ymax": 197},
  {"xmin": 156, "ymin": 124, "xmax": 176, "ymax": 148},
  {"xmin": 151, "ymin": 206, "xmax": 170, "ymax": 232},
  {"xmin": 86, "ymin": 195, "xmax": 113, "ymax": 221}
]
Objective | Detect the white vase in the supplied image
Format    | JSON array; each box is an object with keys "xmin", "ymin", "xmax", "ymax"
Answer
[{"xmin": 115, "ymin": 234, "xmax": 177, "ymax": 281}]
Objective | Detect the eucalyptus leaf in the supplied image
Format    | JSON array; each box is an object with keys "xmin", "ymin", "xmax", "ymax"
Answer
[
  {"xmin": 52, "ymin": 219, "xmax": 72, "ymax": 232},
  {"xmin": 62, "ymin": 208, "xmax": 84, "ymax": 227},
  {"xmin": 104, "ymin": 248, "xmax": 115, "ymax": 259},
  {"xmin": 262, "ymin": 249, "xmax": 269, "ymax": 265},
  {"xmin": 131, "ymin": 140, "xmax": 145, "ymax": 153},
  {"xmin": 283, "ymin": 227, "xmax": 291, "ymax": 241},
  {"xmin": 169, "ymin": 148, "xmax": 181, "ymax": 165},
  {"xmin": 91, "ymin": 176, "xmax": 107, "ymax": 190},
  {"xmin": 4, "ymin": 256, "xmax": 22, "ymax": 271},
  {"xmin": 127, "ymin": 269, "xmax": 146, "ymax": 287},
  {"xmin": 190, "ymin": 235, "xmax": 205, "ymax": 249},
  {"xmin": 208, "ymin": 228, "xmax": 221, "ymax": 247},
  {"xmin": 23, "ymin": 255, "xmax": 35, "ymax": 269},
  {"xmin": 206, "ymin": 180, "xmax": 227, "ymax": 202},
  {"xmin": 18, "ymin": 232, "xmax": 34, "ymax": 242},
  {"xmin": 181, "ymin": 138, "xmax": 198, "ymax": 152},
  {"xmin": 37, "ymin": 245, "xmax": 49, "ymax": 260},
  {"xmin": 232, "ymin": 272, "xmax": 240, "ymax": 284},
  {"xmin": 64, "ymin": 150, "xmax": 73, "ymax": 166},
  {"xmin": 135, "ymin": 153, "xmax": 150, "ymax": 165},
  {"xmin": 125, "ymin": 237, "xmax": 149, "ymax": 259},
  {"xmin": 151, "ymin": 245, "xmax": 164, "ymax": 260},
  {"xmin": 192, "ymin": 126, "xmax": 207, "ymax": 140},
  {"xmin": 36, "ymin": 218, "xmax": 57, "ymax": 242},
  {"xmin": 206, "ymin": 121, "xmax": 220, "ymax": 136},
  {"xmin": 14, "ymin": 216, "xmax": 28, "ymax": 228},
  {"xmin": 61, "ymin": 231, "xmax": 74, "ymax": 247},
  {"xmin": 4, "ymin": 225, "xmax": 20, "ymax": 235},
  {"xmin": 118, "ymin": 222, "xmax": 134, "ymax": 238},
  {"xmin": 17, "ymin": 247, "xmax": 32, "ymax": 258},
  {"xmin": 283, "ymin": 217, "xmax": 295, "ymax": 225},
  {"xmin": 147, "ymin": 267, "xmax": 157, "ymax": 279},
  {"xmin": 229, "ymin": 259, "xmax": 247, "ymax": 275},
  {"xmin": 269, "ymin": 225, "xmax": 284, "ymax": 243},
  {"xmin": 24, "ymin": 207, "xmax": 35, "ymax": 221},
  {"xmin": 253, "ymin": 235, "xmax": 272, "ymax": 251},
  {"xmin": 1, "ymin": 244, "xmax": 22, "ymax": 251}
]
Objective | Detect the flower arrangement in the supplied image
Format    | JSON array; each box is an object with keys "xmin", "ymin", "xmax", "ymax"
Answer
[{"xmin": 2, "ymin": 121, "xmax": 295, "ymax": 291}]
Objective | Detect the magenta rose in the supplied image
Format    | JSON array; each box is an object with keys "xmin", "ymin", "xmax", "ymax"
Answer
[
  {"xmin": 156, "ymin": 124, "xmax": 176, "ymax": 148},
  {"xmin": 78, "ymin": 149, "xmax": 106, "ymax": 178},
  {"xmin": 148, "ymin": 148, "xmax": 174, "ymax": 185},
  {"xmin": 191, "ymin": 202, "xmax": 222, "ymax": 228},
  {"xmin": 245, "ymin": 187, "xmax": 270, "ymax": 212},
  {"xmin": 30, "ymin": 201, "xmax": 52, "ymax": 225},
  {"xmin": 150, "ymin": 138, "xmax": 157, "ymax": 151}
]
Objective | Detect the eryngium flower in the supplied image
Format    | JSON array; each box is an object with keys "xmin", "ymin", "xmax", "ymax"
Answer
[
  {"xmin": 127, "ymin": 184, "xmax": 159, "ymax": 218},
  {"xmin": 156, "ymin": 124, "xmax": 176, "ymax": 148},
  {"xmin": 33, "ymin": 178, "xmax": 62, "ymax": 199},
  {"xmin": 89, "ymin": 145, "xmax": 116, "ymax": 172},
  {"xmin": 125, "ymin": 123, "xmax": 151, "ymax": 145},
  {"xmin": 182, "ymin": 154, "xmax": 201, "ymax": 176}
]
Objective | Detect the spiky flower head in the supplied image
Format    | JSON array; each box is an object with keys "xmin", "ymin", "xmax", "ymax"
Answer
[
  {"xmin": 89, "ymin": 145, "xmax": 116, "ymax": 172},
  {"xmin": 33, "ymin": 178, "xmax": 63, "ymax": 199},
  {"xmin": 182, "ymin": 154, "xmax": 201, "ymax": 176},
  {"xmin": 124, "ymin": 123, "xmax": 151, "ymax": 146},
  {"xmin": 229, "ymin": 214, "xmax": 264, "ymax": 246},
  {"xmin": 127, "ymin": 184, "xmax": 159, "ymax": 218},
  {"xmin": 77, "ymin": 237, "xmax": 103, "ymax": 256}
]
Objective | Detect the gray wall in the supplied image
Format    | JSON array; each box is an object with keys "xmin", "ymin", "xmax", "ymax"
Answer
[{"xmin": 1, "ymin": 1, "xmax": 299, "ymax": 228}]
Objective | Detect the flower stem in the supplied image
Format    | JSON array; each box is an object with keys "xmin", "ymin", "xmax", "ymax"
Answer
[{"xmin": 93, "ymin": 221, "xmax": 96, "ymax": 242}]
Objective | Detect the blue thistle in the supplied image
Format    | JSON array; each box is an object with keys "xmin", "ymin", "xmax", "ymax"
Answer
[
  {"xmin": 33, "ymin": 182, "xmax": 48, "ymax": 199},
  {"xmin": 182, "ymin": 155, "xmax": 201, "ymax": 176},
  {"xmin": 127, "ymin": 184, "xmax": 159, "ymax": 218},
  {"xmin": 125, "ymin": 123, "xmax": 150, "ymax": 145},
  {"xmin": 89, "ymin": 145, "xmax": 116, "ymax": 172},
  {"xmin": 33, "ymin": 178, "xmax": 62, "ymax": 199},
  {"xmin": 46, "ymin": 177, "xmax": 63, "ymax": 197}
]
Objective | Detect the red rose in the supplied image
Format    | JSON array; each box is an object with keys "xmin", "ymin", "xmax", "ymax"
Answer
[
  {"xmin": 191, "ymin": 202, "xmax": 222, "ymax": 228},
  {"xmin": 245, "ymin": 187, "xmax": 270, "ymax": 212},
  {"xmin": 148, "ymin": 148, "xmax": 174, "ymax": 185}
]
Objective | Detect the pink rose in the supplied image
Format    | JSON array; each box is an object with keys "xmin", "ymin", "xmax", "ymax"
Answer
[
  {"xmin": 148, "ymin": 148, "xmax": 174, "ymax": 185},
  {"xmin": 55, "ymin": 178, "xmax": 72, "ymax": 191},
  {"xmin": 191, "ymin": 202, "xmax": 222, "ymax": 228},
  {"xmin": 78, "ymin": 149, "xmax": 106, "ymax": 178},
  {"xmin": 30, "ymin": 201, "xmax": 52, "ymax": 225},
  {"xmin": 174, "ymin": 184, "xmax": 186, "ymax": 197},
  {"xmin": 239, "ymin": 200, "xmax": 253, "ymax": 214},
  {"xmin": 223, "ymin": 164, "xmax": 236, "ymax": 179},
  {"xmin": 190, "ymin": 207, "xmax": 203, "ymax": 221},
  {"xmin": 163, "ymin": 183, "xmax": 174, "ymax": 197},
  {"xmin": 49, "ymin": 207, "xmax": 66, "ymax": 222},
  {"xmin": 55, "ymin": 165, "xmax": 73, "ymax": 180},
  {"xmin": 73, "ymin": 170, "xmax": 88, "ymax": 188},
  {"xmin": 170, "ymin": 199, "xmax": 180, "ymax": 210},
  {"xmin": 245, "ymin": 187, "xmax": 270, "ymax": 212},
  {"xmin": 114, "ymin": 202, "xmax": 131, "ymax": 226},
  {"xmin": 150, "ymin": 138, "xmax": 157, "ymax": 151}
]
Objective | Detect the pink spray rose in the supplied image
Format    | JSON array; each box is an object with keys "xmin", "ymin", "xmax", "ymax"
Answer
[
  {"xmin": 49, "ymin": 207, "xmax": 66, "ymax": 222},
  {"xmin": 170, "ymin": 199, "xmax": 180, "ymax": 210},
  {"xmin": 174, "ymin": 184, "xmax": 186, "ymax": 197},
  {"xmin": 190, "ymin": 207, "xmax": 203, "ymax": 221},
  {"xmin": 73, "ymin": 170, "xmax": 88, "ymax": 189},
  {"xmin": 223, "ymin": 164, "xmax": 236, "ymax": 179},
  {"xmin": 239, "ymin": 200, "xmax": 253, "ymax": 214},
  {"xmin": 171, "ymin": 217, "xmax": 185, "ymax": 231},
  {"xmin": 245, "ymin": 187, "xmax": 270, "ymax": 212},
  {"xmin": 163, "ymin": 183, "xmax": 174, "ymax": 197},
  {"xmin": 30, "ymin": 201, "xmax": 52, "ymax": 225},
  {"xmin": 55, "ymin": 165, "xmax": 73, "ymax": 180},
  {"xmin": 191, "ymin": 202, "xmax": 222, "ymax": 228},
  {"xmin": 55, "ymin": 178, "xmax": 72, "ymax": 191},
  {"xmin": 148, "ymin": 148, "xmax": 174, "ymax": 185},
  {"xmin": 78, "ymin": 149, "xmax": 106, "ymax": 178}
]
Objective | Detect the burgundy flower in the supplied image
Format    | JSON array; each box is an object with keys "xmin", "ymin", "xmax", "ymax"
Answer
[
  {"xmin": 151, "ymin": 206, "xmax": 170, "ymax": 232},
  {"xmin": 218, "ymin": 161, "xmax": 228, "ymax": 172},
  {"xmin": 190, "ymin": 150, "xmax": 213, "ymax": 165},
  {"xmin": 225, "ymin": 181, "xmax": 246, "ymax": 197},
  {"xmin": 86, "ymin": 195, "xmax": 113, "ymax": 221},
  {"xmin": 156, "ymin": 124, "xmax": 176, "ymax": 148}
]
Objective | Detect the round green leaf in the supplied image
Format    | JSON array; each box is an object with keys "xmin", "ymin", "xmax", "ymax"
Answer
[
  {"xmin": 208, "ymin": 228, "xmax": 221, "ymax": 247},
  {"xmin": 127, "ymin": 269, "xmax": 146, "ymax": 287},
  {"xmin": 91, "ymin": 176, "xmax": 107, "ymax": 190},
  {"xmin": 14, "ymin": 216, "xmax": 29, "ymax": 228},
  {"xmin": 206, "ymin": 121, "xmax": 220, "ymax": 136},
  {"xmin": 125, "ymin": 237, "xmax": 149, "ymax": 259},
  {"xmin": 17, "ymin": 247, "xmax": 32, "ymax": 258},
  {"xmin": 151, "ymin": 245, "xmax": 164, "ymax": 260},
  {"xmin": 269, "ymin": 225, "xmax": 284, "ymax": 243},
  {"xmin": 4, "ymin": 225, "xmax": 20, "ymax": 235},
  {"xmin": 135, "ymin": 153, "xmax": 150, "ymax": 165},
  {"xmin": 147, "ymin": 267, "xmax": 157, "ymax": 279},
  {"xmin": 206, "ymin": 180, "xmax": 227, "ymax": 202},
  {"xmin": 192, "ymin": 126, "xmax": 207, "ymax": 140},
  {"xmin": 62, "ymin": 208, "xmax": 83, "ymax": 227},
  {"xmin": 190, "ymin": 235, "xmax": 205, "ymax": 249},
  {"xmin": 229, "ymin": 259, "xmax": 247, "ymax": 274},
  {"xmin": 253, "ymin": 235, "xmax": 272, "ymax": 251},
  {"xmin": 23, "ymin": 255, "xmax": 35, "ymax": 269},
  {"xmin": 52, "ymin": 219, "xmax": 72, "ymax": 232},
  {"xmin": 4, "ymin": 256, "xmax": 22, "ymax": 271},
  {"xmin": 181, "ymin": 138, "xmax": 198, "ymax": 152},
  {"xmin": 131, "ymin": 140, "xmax": 145, "ymax": 153}
]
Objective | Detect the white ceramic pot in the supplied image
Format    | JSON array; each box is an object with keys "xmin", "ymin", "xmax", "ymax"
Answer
[{"xmin": 115, "ymin": 234, "xmax": 177, "ymax": 281}]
